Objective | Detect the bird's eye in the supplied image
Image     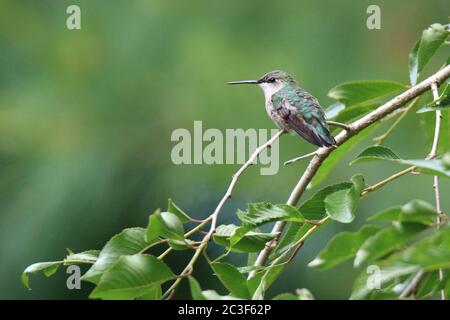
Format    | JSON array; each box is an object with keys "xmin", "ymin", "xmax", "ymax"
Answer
[{"xmin": 267, "ymin": 77, "xmax": 275, "ymax": 83}]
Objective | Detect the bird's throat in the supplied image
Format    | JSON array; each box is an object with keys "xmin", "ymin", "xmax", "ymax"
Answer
[{"xmin": 259, "ymin": 82, "xmax": 284, "ymax": 104}]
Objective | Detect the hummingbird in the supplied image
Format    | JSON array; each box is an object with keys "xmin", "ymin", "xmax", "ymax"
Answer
[{"xmin": 228, "ymin": 70, "xmax": 336, "ymax": 148}]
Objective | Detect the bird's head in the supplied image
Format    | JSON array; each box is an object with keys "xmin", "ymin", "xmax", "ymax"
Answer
[{"xmin": 227, "ymin": 70, "xmax": 295, "ymax": 100}]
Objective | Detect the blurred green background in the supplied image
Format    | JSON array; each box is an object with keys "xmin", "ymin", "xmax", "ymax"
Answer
[{"xmin": 0, "ymin": 0, "xmax": 448, "ymax": 299}]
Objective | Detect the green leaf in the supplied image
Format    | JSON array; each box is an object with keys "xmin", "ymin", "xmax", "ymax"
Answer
[
  {"xmin": 211, "ymin": 263, "xmax": 251, "ymax": 299},
  {"xmin": 300, "ymin": 182, "xmax": 353, "ymax": 220},
  {"xmin": 65, "ymin": 250, "xmax": 100, "ymax": 264},
  {"xmin": 272, "ymin": 223, "xmax": 312, "ymax": 258},
  {"xmin": 147, "ymin": 211, "xmax": 185, "ymax": 242},
  {"xmin": 22, "ymin": 261, "xmax": 62, "ymax": 289},
  {"xmin": 328, "ymin": 80, "xmax": 407, "ymax": 106},
  {"xmin": 352, "ymin": 226, "xmax": 450, "ymax": 299},
  {"xmin": 368, "ymin": 200, "xmax": 437, "ymax": 226},
  {"xmin": 409, "ymin": 23, "xmax": 449, "ymax": 85},
  {"xmin": 354, "ymin": 223, "xmax": 427, "ymax": 267},
  {"xmin": 167, "ymin": 198, "xmax": 192, "ymax": 223},
  {"xmin": 188, "ymin": 276, "xmax": 206, "ymax": 300},
  {"xmin": 249, "ymin": 264, "xmax": 285, "ymax": 300},
  {"xmin": 213, "ymin": 224, "xmax": 277, "ymax": 253},
  {"xmin": 331, "ymin": 104, "xmax": 380, "ymax": 130},
  {"xmin": 310, "ymin": 123, "xmax": 380, "ymax": 187},
  {"xmin": 325, "ymin": 102, "xmax": 345, "ymax": 119},
  {"xmin": 247, "ymin": 252, "xmax": 258, "ymax": 267},
  {"xmin": 273, "ymin": 182, "xmax": 356, "ymax": 258},
  {"xmin": 416, "ymin": 271, "xmax": 441, "ymax": 298},
  {"xmin": 351, "ymin": 146, "xmax": 450, "ymax": 179},
  {"xmin": 422, "ymin": 108, "xmax": 450, "ymax": 154},
  {"xmin": 137, "ymin": 285, "xmax": 162, "ymax": 300},
  {"xmin": 399, "ymin": 159, "xmax": 450, "ymax": 179},
  {"xmin": 295, "ymin": 288, "xmax": 315, "ymax": 300},
  {"xmin": 90, "ymin": 254, "xmax": 175, "ymax": 300},
  {"xmin": 308, "ymin": 225, "xmax": 381, "ymax": 270},
  {"xmin": 417, "ymin": 104, "xmax": 450, "ymax": 113},
  {"xmin": 351, "ymin": 263, "xmax": 420, "ymax": 299},
  {"xmin": 82, "ymin": 228, "xmax": 154, "ymax": 284},
  {"xmin": 237, "ymin": 202, "xmax": 306, "ymax": 227},
  {"xmin": 387, "ymin": 226, "xmax": 450, "ymax": 269},
  {"xmin": 324, "ymin": 175, "xmax": 365, "ymax": 223},
  {"xmin": 350, "ymin": 145, "xmax": 400, "ymax": 165}
]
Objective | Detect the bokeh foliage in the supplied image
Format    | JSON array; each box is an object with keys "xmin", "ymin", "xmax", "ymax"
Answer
[{"xmin": 1, "ymin": 0, "xmax": 449, "ymax": 299}]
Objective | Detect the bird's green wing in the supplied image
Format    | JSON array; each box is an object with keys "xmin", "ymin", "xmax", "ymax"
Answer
[{"xmin": 279, "ymin": 85, "xmax": 336, "ymax": 147}]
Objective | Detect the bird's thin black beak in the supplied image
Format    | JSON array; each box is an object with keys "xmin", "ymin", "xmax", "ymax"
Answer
[{"xmin": 227, "ymin": 80, "xmax": 259, "ymax": 85}]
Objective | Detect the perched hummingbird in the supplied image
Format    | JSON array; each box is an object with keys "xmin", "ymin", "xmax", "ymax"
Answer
[{"xmin": 228, "ymin": 70, "xmax": 336, "ymax": 147}]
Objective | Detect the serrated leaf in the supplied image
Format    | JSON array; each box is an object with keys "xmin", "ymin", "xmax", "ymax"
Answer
[
  {"xmin": 325, "ymin": 175, "xmax": 365, "ymax": 223},
  {"xmin": 351, "ymin": 146, "xmax": 450, "ymax": 179},
  {"xmin": 350, "ymin": 145, "xmax": 400, "ymax": 165},
  {"xmin": 300, "ymin": 182, "xmax": 353, "ymax": 220},
  {"xmin": 354, "ymin": 223, "xmax": 427, "ymax": 267},
  {"xmin": 211, "ymin": 263, "xmax": 250, "ymax": 299},
  {"xmin": 368, "ymin": 200, "xmax": 437, "ymax": 226},
  {"xmin": 237, "ymin": 202, "xmax": 306, "ymax": 227},
  {"xmin": 82, "ymin": 228, "xmax": 154, "ymax": 284},
  {"xmin": 22, "ymin": 261, "xmax": 62, "ymax": 289},
  {"xmin": 273, "ymin": 182, "xmax": 357, "ymax": 258},
  {"xmin": 188, "ymin": 276, "xmax": 206, "ymax": 300},
  {"xmin": 328, "ymin": 80, "xmax": 406, "ymax": 107},
  {"xmin": 409, "ymin": 23, "xmax": 449, "ymax": 85},
  {"xmin": 167, "ymin": 198, "xmax": 192, "ymax": 223},
  {"xmin": 90, "ymin": 254, "xmax": 175, "ymax": 300},
  {"xmin": 308, "ymin": 225, "xmax": 381, "ymax": 270},
  {"xmin": 213, "ymin": 224, "xmax": 277, "ymax": 253},
  {"xmin": 147, "ymin": 211, "xmax": 185, "ymax": 242}
]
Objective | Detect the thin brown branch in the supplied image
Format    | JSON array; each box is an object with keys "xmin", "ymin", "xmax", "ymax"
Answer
[
  {"xmin": 284, "ymin": 150, "xmax": 317, "ymax": 165},
  {"xmin": 428, "ymin": 83, "xmax": 442, "ymax": 160},
  {"xmin": 397, "ymin": 82, "xmax": 445, "ymax": 299},
  {"xmin": 251, "ymin": 65, "xmax": 450, "ymax": 278},
  {"xmin": 161, "ymin": 129, "xmax": 284, "ymax": 299},
  {"xmin": 361, "ymin": 166, "xmax": 416, "ymax": 196},
  {"xmin": 373, "ymin": 97, "xmax": 420, "ymax": 145},
  {"xmin": 204, "ymin": 129, "xmax": 285, "ymax": 242},
  {"xmin": 430, "ymin": 82, "xmax": 445, "ymax": 300},
  {"xmin": 326, "ymin": 120, "xmax": 351, "ymax": 131},
  {"xmin": 399, "ymin": 270, "xmax": 425, "ymax": 299}
]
